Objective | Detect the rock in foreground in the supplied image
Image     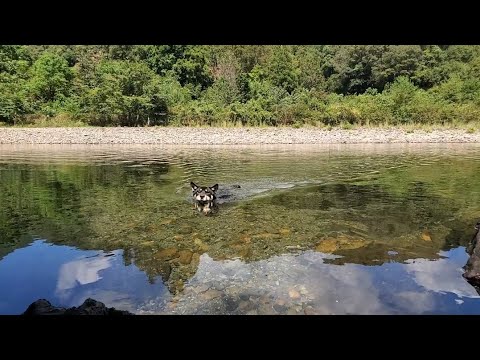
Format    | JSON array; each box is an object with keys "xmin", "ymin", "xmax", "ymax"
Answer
[
  {"xmin": 463, "ymin": 221, "xmax": 480, "ymax": 287},
  {"xmin": 23, "ymin": 298, "xmax": 134, "ymax": 315}
]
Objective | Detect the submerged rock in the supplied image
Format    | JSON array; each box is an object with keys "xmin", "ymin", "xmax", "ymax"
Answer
[
  {"xmin": 315, "ymin": 235, "xmax": 369, "ymax": 253},
  {"xmin": 23, "ymin": 298, "xmax": 134, "ymax": 315},
  {"xmin": 421, "ymin": 231, "xmax": 432, "ymax": 242},
  {"xmin": 463, "ymin": 221, "xmax": 480, "ymax": 287}
]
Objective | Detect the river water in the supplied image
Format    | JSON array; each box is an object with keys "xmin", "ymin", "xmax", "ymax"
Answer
[{"xmin": 1, "ymin": 143, "xmax": 480, "ymax": 314}]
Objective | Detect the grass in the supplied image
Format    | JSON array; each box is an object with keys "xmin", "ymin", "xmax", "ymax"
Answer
[
  {"xmin": 5, "ymin": 114, "xmax": 88, "ymax": 128},
  {"xmin": 355, "ymin": 121, "xmax": 480, "ymax": 132},
  {"xmin": 2, "ymin": 115, "xmax": 480, "ymax": 132}
]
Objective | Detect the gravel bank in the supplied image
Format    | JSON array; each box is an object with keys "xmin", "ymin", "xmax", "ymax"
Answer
[{"xmin": 0, "ymin": 127, "xmax": 479, "ymax": 144}]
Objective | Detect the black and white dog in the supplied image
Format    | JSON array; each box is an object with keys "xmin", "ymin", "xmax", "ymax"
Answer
[{"xmin": 190, "ymin": 182, "xmax": 219, "ymax": 215}]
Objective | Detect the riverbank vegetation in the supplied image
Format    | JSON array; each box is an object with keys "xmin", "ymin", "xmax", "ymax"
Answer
[{"xmin": 1, "ymin": 45, "xmax": 480, "ymax": 128}]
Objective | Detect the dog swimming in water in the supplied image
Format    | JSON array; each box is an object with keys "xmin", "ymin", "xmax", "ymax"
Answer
[{"xmin": 190, "ymin": 182, "xmax": 219, "ymax": 215}]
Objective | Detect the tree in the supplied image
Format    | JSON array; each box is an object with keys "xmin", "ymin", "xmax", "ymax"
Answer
[
  {"xmin": 172, "ymin": 46, "xmax": 213, "ymax": 96},
  {"xmin": 294, "ymin": 45, "xmax": 327, "ymax": 90},
  {"xmin": 133, "ymin": 45, "xmax": 186, "ymax": 76},
  {"xmin": 0, "ymin": 46, "xmax": 33, "ymax": 123},
  {"xmin": 28, "ymin": 52, "xmax": 73, "ymax": 102},
  {"xmin": 327, "ymin": 45, "xmax": 387, "ymax": 94},
  {"xmin": 413, "ymin": 45, "xmax": 448, "ymax": 88},
  {"xmin": 86, "ymin": 61, "xmax": 178, "ymax": 126},
  {"xmin": 204, "ymin": 48, "xmax": 243, "ymax": 104},
  {"xmin": 372, "ymin": 45, "xmax": 423, "ymax": 91},
  {"xmin": 265, "ymin": 46, "xmax": 298, "ymax": 93}
]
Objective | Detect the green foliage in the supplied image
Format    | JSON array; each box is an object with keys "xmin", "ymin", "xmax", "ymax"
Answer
[
  {"xmin": 130, "ymin": 45, "xmax": 186, "ymax": 76},
  {"xmin": 294, "ymin": 45, "xmax": 327, "ymax": 90},
  {"xmin": 202, "ymin": 78, "xmax": 242, "ymax": 106},
  {"xmin": 0, "ymin": 80, "xmax": 30, "ymax": 123},
  {"xmin": 0, "ymin": 45, "xmax": 31, "ymax": 74},
  {"xmin": 172, "ymin": 45, "xmax": 213, "ymax": 96},
  {"xmin": 413, "ymin": 45, "xmax": 449, "ymax": 88},
  {"xmin": 1, "ymin": 45, "xmax": 480, "ymax": 127},
  {"xmin": 265, "ymin": 46, "xmax": 298, "ymax": 93},
  {"xmin": 327, "ymin": 45, "xmax": 386, "ymax": 94},
  {"xmin": 0, "ymin": 46, "xmax": 33, "ymax": 123},
  {"xmin": 85, "ymin": 60, "xmax": 170, "ymax": 126},
  {"xmin": 29, "ymin": 52, "xmax": 73, "ymax": 103},
  {"xmin": 372, "ymin": 45, "xmax": 423, "ymax": 90}
]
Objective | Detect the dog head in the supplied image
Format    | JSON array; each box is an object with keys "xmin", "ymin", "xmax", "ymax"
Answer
[
  {"xmin": 190, "ymin": 182, "xmax": 218, "ymax": 202},
  {"xmin": 190, "ymin": 182, "xmax": 219, "ymax": 216},
  {"xmin": 476, "ymin": 221, "xmax": 480, "ymax": 231}
]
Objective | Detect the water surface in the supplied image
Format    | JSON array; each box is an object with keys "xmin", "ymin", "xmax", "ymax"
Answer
[{"xmin": 1, "ymin": 144, "xmax": 480, "ymax": 314}]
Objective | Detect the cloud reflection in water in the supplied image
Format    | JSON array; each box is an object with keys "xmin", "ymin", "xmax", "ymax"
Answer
[{"xmin": 158, "ymin": 247, "xmax": 480, "ymax": 315}]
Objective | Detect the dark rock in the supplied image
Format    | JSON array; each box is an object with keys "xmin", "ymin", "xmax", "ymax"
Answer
[
  {"xmin": 23, "ymin": 298, "xmax": 134, "ymax": 315},
  {"xmin": 239, "ymin": 293, "xmax": 250, "ymax": 301},
  {"xmin": 23, "ymin": 299, "xmax": 67, "ymax": 315},
  {"xmin": 463, "ymin": 221, "xmax": 480, "ymax": 287},
  {"xmin": 224, "ymin": 296, "xmax": 238, "ymax": 312},
  {"xmin": 273, "ymin": 303, "xmax": 287, "ymax": 314}
]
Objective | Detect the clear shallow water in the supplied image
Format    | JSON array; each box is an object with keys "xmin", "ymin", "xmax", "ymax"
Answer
[{"xmin": 1, "ymin": 143, "xmax": 480, "ymax": 315}]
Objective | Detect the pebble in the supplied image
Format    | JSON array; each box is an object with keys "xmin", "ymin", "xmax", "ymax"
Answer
[
  {"xmin": 257, "ymin": 304, "xmax": 277, "ymax": 315},
  {"xmin": 286, "ymin": 308, "xmax": 298, "ymax": 315},
  {"xmin": 1, "ymin": 128, "xmax": 479, "ymax": 145},
  {"xmin": 238, "ymin": 300, "xmax": 254, "ymax": 311},
  {"xmin": 288, "ymin": 289, "xmax": 301, "ymax": 299},
  {"xmin": 200, "ymin": 289, "xmax": 223, "ymax": 300},
  {"xmin": 273, "ymin": 304, "xmax": 287, "ymax": 313},
  {"xmin": 304, "ymin": 306, "xmax": 319, "ymax": 315}
]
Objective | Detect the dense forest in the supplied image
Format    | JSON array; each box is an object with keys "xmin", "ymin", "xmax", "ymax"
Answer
[{"xmin": 1, "ymin": 45, "xmax": 480, "ymax": 127}]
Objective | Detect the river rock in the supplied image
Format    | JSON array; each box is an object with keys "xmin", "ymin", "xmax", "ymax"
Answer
[
  {"xmin": 23, "ymin": 299, "xmax": 67, "ymax": 315},
  {"xmin": 304, "ymin": 306, "xmax": 319, "ymax": 315},
  {"xmin": 463, "ymin": 221, "xmax": 480, "ymax": 287},
  {"xmin": 176, "ymin": 250, "xmax": 193, "ymax": 264},
  {"xmin": 23, "ymin": 298, "xmax": 133, "ymax": 315},
  {"xmin": 154, "ymin": 247, "xmax": 178, "ymax": 260},
  {"xmin": 288, "ymin": 289, "xmax": 301, "ymax": 299},
  {"xmin": 421, "ymin": 231, "xmax": 432, "ymax": 241},
  {"xmin": 315, "ymin": 236, "xmax": 368, "ymax": 253}
]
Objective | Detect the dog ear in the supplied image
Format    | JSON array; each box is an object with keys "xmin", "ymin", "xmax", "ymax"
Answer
[
  {"xmin": 210, "ymin": 184, "xmax": 219, "ymax": 192},
  {"xmin": 190, "ymin": 182, "xmax": 198, "ymax": 191}
]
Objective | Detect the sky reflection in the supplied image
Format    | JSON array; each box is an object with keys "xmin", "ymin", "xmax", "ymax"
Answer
[{"xmin": 1, "ymin": 240, "xmax": 479, "ymax": 315}]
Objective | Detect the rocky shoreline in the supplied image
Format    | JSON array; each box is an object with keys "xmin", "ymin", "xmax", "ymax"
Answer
[{"xmin": 0, "ymin": 127, "xmax": 479, "ymax": 144}]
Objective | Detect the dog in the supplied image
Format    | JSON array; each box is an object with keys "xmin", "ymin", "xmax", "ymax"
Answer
[{"xmin": 190, "ymin": 182, "xmax": 219, "ymax": 215}]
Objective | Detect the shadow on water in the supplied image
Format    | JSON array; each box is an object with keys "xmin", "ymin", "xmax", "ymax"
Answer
[{"xmin": 1, "ymin": 144, "xmax": 480, "ymax": 314}]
